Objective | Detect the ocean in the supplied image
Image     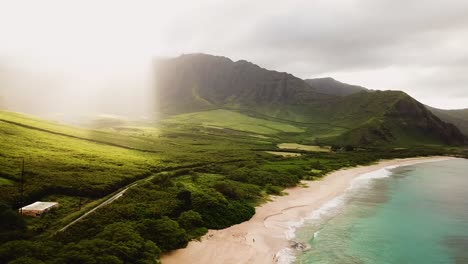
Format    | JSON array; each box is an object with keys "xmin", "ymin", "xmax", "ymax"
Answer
[{"xmin": 291, "ymin": 158, "xmax": 468, "ymax": 264}]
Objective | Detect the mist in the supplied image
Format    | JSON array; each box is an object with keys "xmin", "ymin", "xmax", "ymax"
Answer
[
  {"xmin": 0, "ymin": 55, "xmax": 156, "ymax": 123},
  {"xmin": 0, "ymin": 0, "xmax": 467, "ymax": 116}
]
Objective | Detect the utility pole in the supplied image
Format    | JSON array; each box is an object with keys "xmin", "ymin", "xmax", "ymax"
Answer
[
  {"xmin": 79, "ymin": 197, "xmax": 83, "ymax": 211},
  {"xmin": 19, "ymin": 157, "xmax": 25, "ymax": 215},
  {"xmin": 74, "ymin": 186, "xmax": 82, "ymax": 211}
]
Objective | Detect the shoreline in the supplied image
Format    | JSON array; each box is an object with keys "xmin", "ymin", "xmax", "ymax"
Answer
[{"xmin": 161, "ymin": 156, "xmax": 455, "ymax": 264}]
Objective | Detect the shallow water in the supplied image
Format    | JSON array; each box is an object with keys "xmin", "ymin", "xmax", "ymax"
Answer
[{"xmin": 293, "ymin": 159, "xmax": 468, "ymax": 264}]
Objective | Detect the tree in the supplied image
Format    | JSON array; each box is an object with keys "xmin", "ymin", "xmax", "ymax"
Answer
[
  {"xmin": 137, "ymin": 217, "xmax": 188, "ymax": 252},
  {"xmin": 91, "ymin": 222, "xmax": 160, "ymax": 263},
  {"xmin": 176, "ymin": 190, "xmax": 192, "ymax": 211},
  {"xmin": 0, "ymin": 203, "xmax": 26, "ymax": 232},
  {"xmin": 177, "ymin": 210, "xmax": 203, "ymax": 230},
  {"xmin": 0, "ymin": 240, "xmax": 58, "ymax": 264},
  {"xmin": 8, "ymin": 257, "xmax": 45, "ymax": 264}
]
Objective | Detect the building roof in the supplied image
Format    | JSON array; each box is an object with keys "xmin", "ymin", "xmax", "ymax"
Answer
[{"xmin": 21, "ymin": 201, "xmax": 58, "ymax": 211}]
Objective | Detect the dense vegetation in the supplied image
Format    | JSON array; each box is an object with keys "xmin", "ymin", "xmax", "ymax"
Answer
[{"xmin": 0, "ymin": 109, "xmax": 466, "ymax": 264}]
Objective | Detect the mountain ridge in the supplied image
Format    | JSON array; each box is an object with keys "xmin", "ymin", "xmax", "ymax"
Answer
[
  {"xmin": 305, "ymin": 77, "xmax": 368, "ymax": 96},
  {"xmin": 156, "ymin": 53, "xmax": 330, "ymax": 114},
  {"xmin": 155, "ymin": 53, "xmax": 466, "ymax": 146}
]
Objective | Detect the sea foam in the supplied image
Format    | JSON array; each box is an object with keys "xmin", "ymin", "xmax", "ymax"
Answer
[
  {"xmin": 275, "ymin": 248, "xmax": 296, "ymax": 264},
  {"xmin": 275, "ymin": 165, "xmax": 398, "ymax": 264}
]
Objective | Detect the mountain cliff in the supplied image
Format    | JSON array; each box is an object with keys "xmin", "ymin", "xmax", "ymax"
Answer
[{"xmin": 155, "ymin": 54, "xmax": 331, "ymax": 114}]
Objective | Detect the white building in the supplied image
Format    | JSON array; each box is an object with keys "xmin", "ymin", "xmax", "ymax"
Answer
[{"xmin": 19, "ymin": 201, "xmax": 59, "ymax": 217}]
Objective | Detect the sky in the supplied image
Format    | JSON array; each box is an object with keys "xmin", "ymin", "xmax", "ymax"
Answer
[{"xmin": 0, "ymin": 0, "xmax": 467, "ymax": 117}]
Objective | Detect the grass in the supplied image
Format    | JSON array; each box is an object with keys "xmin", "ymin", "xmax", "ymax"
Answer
[
  {"xmin": 164, "ymin": 109, "xmax": 305, "ymax": 135},
  {"xmin": 0, "ymin": 177, "xmax": 14, "ymax": 185},
  {"xmin": 0, "ymin": 113, "xmax": 164, "ymax": 204}
]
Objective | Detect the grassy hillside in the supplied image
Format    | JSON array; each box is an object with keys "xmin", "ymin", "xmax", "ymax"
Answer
[
  {"xmin": 0, "ymin": 110, "xmax": 277, "ymax": 205},
  {"xmin": 235, "ymin": 91, "xmax": 466, "ymax": 146},
  {"xmin": 318, "ymin": 92, "xmax": 466, "ymax": 146},
  {"xmin": 0, "ymin": 110, "xmax": 267, "ymax": 163},
  {"xmin": 0, "ymin": 114, "xmax": 163, "ymax": 204},
  {"xmin": 164, "ymin": 109, "xmax": 305, "ymax": 135}
]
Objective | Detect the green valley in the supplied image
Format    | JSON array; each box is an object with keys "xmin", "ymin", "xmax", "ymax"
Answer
[
  {"xmin": 0, "ymin": 54, "xmax": 467, "ymax": 264},
  {"xmin": 0, "ymin": 107, "xmax": 466, "ymax": 263}
]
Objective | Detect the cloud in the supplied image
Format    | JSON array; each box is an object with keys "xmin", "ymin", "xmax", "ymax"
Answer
[
  {"xmin": 0, "ymin": 0, "xmax": 467, "ymax": 109},
  {"xmin": 153, "ymin": 0, "xmax": 468, "ymax": 108}
]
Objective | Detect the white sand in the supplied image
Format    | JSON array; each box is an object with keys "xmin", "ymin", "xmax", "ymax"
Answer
[{"xmin": 161, "ymin": 156, "xmax": 454, "ymax": 264}]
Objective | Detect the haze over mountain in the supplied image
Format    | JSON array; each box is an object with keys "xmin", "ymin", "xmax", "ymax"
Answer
[
  {"xmin": 304, "ymin": 78, "xmax": 368, "ymax": 96},
  {"xmin": 156, "ymin": 53, "xmax": 466, "ymax": 146}
]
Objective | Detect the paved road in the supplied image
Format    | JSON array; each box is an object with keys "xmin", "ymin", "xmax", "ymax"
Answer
[
  {"xmin": 58, "ymin": 183, "xmax": 137, "ymax": 233},
  {"xmin": 57, "ymin": 160, "xmax": 248, "ymax": 233}
]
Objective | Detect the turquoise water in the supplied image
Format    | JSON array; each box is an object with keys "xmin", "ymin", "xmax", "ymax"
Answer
[{"xmin": 293, "ymin": 159, "xmax": 468, "ymax": 264}]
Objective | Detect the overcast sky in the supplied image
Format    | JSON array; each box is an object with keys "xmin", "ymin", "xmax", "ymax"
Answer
[{"xmin": 0, "ymin": 0, "xmax": 467, "ymax": 112}]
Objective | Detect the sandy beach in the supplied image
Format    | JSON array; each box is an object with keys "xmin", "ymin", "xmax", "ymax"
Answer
[{"xmin": 161, "ymin": 156, "xmax": 454, "ymax": 264}]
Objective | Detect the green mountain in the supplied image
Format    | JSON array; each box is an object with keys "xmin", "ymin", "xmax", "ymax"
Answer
[
  {"xmin": 156, "ymin": 54, "xmax": 331, "ymax": 114},
  {"xmin": 155, "ymin": 53, "xmax": 466, "ymax": 146},
  {"xmin": 303, "ymin": 77, "xmax": 468, "ymax": 138}
]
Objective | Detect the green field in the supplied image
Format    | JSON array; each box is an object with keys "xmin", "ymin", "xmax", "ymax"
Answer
[{"xmin": 164, "ymin": 109, "xmax": 305, "ymax": 135}]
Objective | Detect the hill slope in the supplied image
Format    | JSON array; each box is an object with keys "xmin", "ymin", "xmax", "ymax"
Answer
[
  {"xmin": 155, "ymin": 54, "xmax": 466, "ymax": 146},
  {"xmin": 328, "ymin": 92, "xmax": 465, "ymax": 146},
  {"xmin": 305, "ymin": 78, "xmax": 468, "ymax": 137},
  {"xmin": 0, "ymin": 111, "xmax": 163, "ymax": 205}
]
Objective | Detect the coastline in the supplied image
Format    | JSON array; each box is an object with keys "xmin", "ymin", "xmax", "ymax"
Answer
[{"xmin": 161, "ymin": 156, "xmax": 455, "ymax": 264}]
